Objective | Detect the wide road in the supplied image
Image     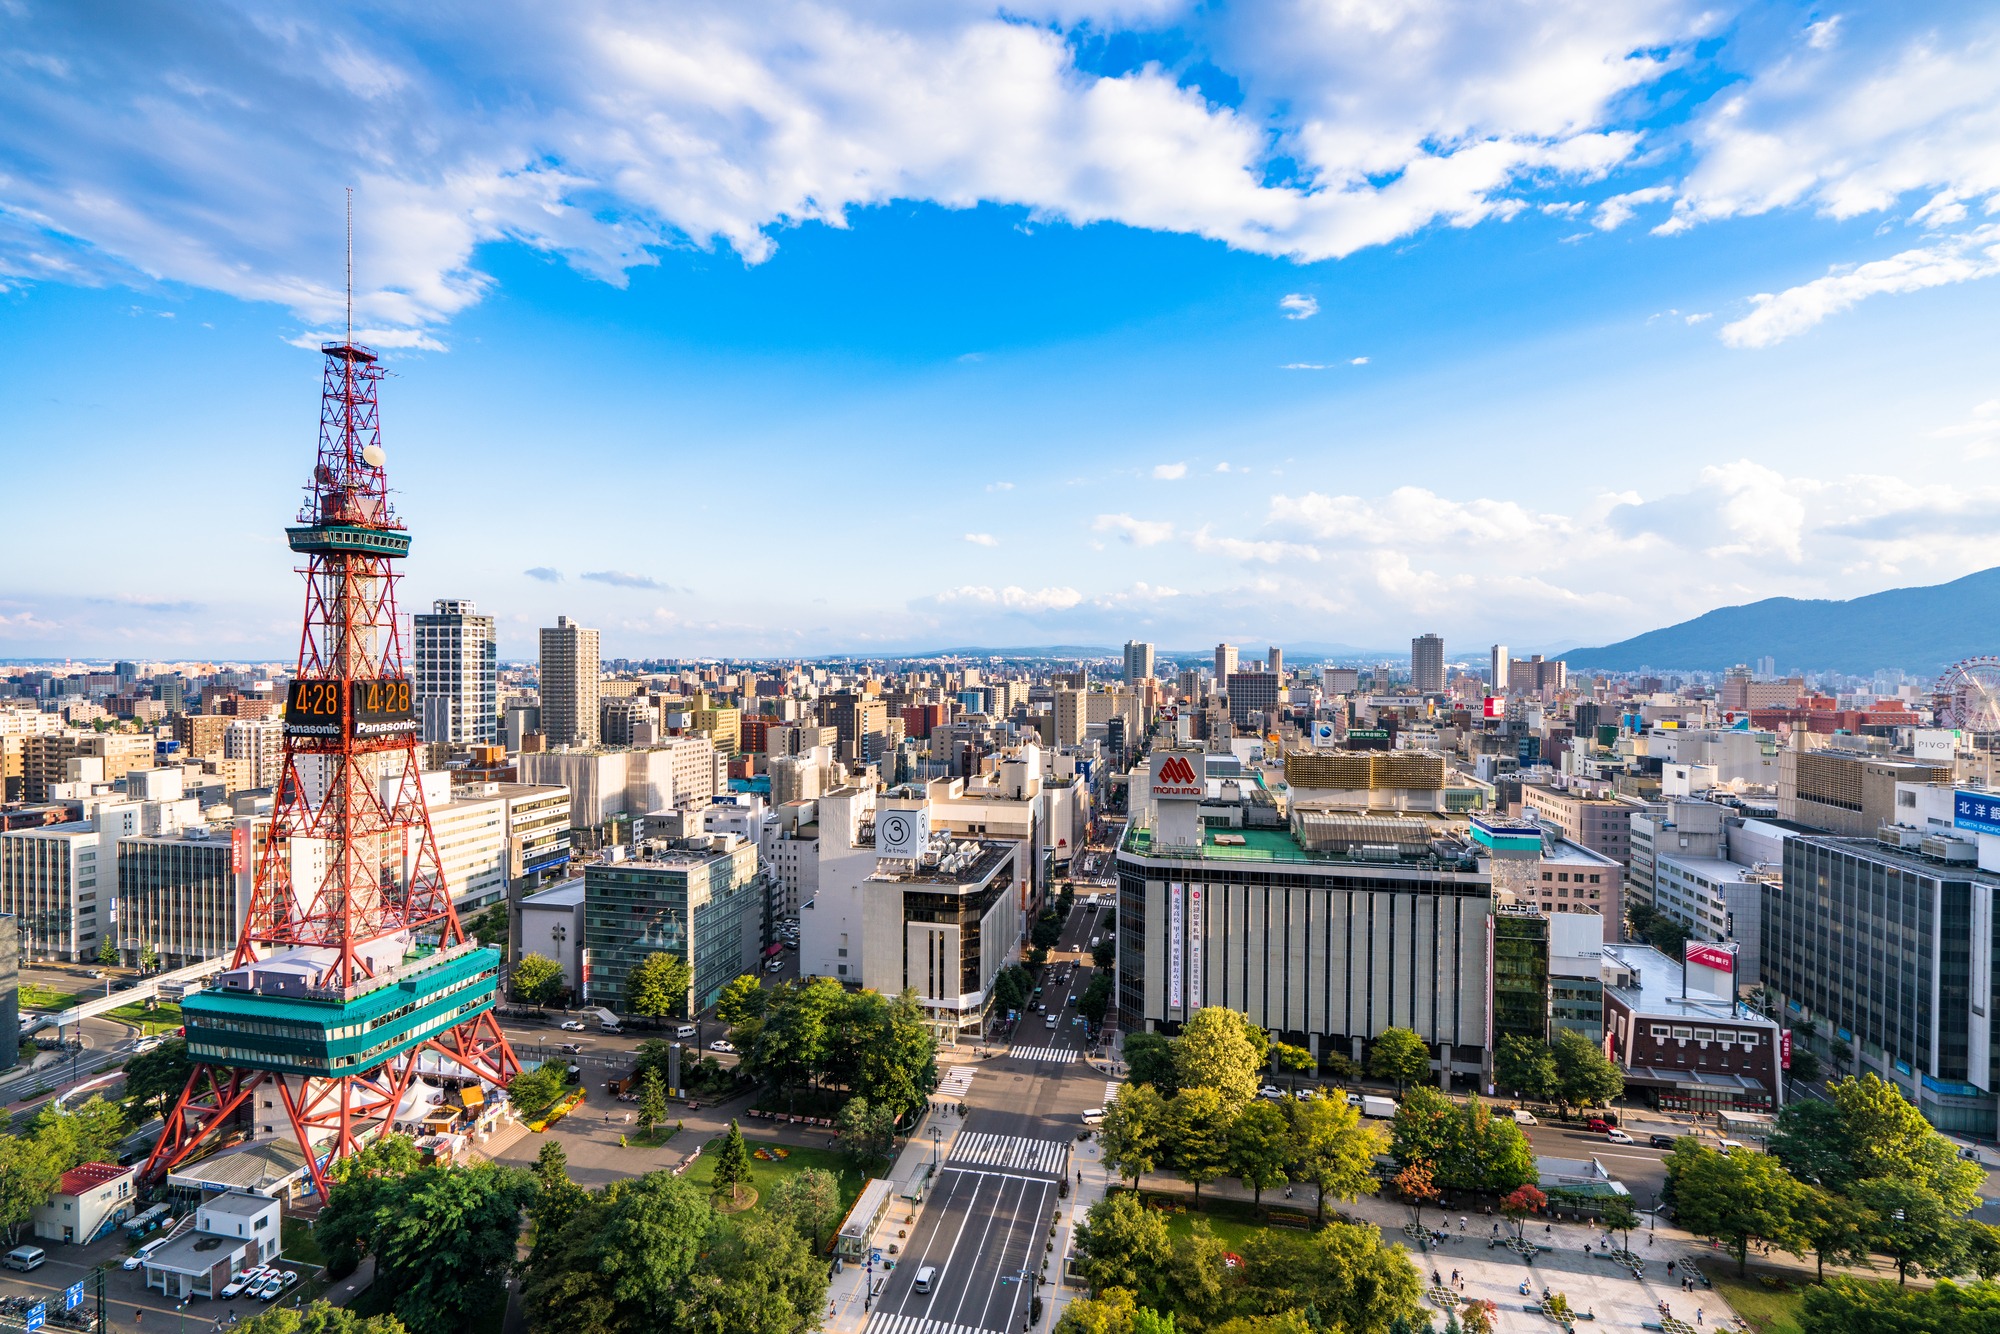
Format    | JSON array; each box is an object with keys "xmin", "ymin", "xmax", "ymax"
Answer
[{"xmin": 864, "ymin": 890, "xmax": 1109, "ymax": 1334}]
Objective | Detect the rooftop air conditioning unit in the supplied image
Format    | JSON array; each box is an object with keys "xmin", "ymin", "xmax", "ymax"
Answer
[{"xmin": 1921, "ymin": 835, "xmax": 1977, "ymax": 864}]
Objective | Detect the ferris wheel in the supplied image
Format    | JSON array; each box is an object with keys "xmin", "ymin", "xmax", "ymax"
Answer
[{"xmin": 1937, "ymin": 657, "xmax": 2000, "ymax": 732}]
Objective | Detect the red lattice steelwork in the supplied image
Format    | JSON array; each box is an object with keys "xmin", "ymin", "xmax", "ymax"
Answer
[{"xmin": 143, "ymin": 332, "xmax": 519, "ymax": 1198}]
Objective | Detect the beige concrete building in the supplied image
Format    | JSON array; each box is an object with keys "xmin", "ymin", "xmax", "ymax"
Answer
[{"xmin": 538, "ymin": 616, "xmax": 602, "ymax": 749}]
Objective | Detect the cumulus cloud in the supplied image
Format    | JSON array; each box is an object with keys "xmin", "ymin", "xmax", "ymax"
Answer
[
  {"xmin": 1152, "ymin": 462, "xmax": 1188, "ymax": 480},
  {"xmin": 523, "ymin": 567, "xmax": 563, "ymax": 582},
  {"xmin": 1190, "ymin": 526, "xmax": 1321, "ymax": 564},
  {"xmin": 1279, "ymin": 293, "xmax": 1319, "ymax": 320},
  {"xmin": 963, "ymin": 532, "xmax": 998, "ymax": 546},
  {"xmin": 1720, "ymin": 225, "xmax": 2000, "ymax": 347},
  {"xmin": 984, "ymin": 481, "xmax": 1014, "ymax": 492},
  {"xmin": 1093, "ymin": 513, "xmax": 1175, "ymax": 546},
  {"xmin": 935, "ymin": 584, "xmax": 1083, "ymax": 612},
  {"xmin": 582, "ymin": 569, "xmax": 667, "ymax": 590},
  {"xmin": 1593, "ymin": 185, "xmax": 1673, "ymax": 231}
]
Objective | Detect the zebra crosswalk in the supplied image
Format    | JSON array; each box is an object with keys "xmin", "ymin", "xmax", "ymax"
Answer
[
  {"xmin": 937, "ymin": 1066, "xmax": 977, "ymax": 1099},
  {"xmin": 947, "ymin": 1131, "xmax": 1071, "ymax": 1177},
  {"xmin": 1006, "ymin": 1044, "xmax": 1078, "ymax": 1064},
  {"xmin": 865, "ymin": 1315, "xmax": 999, "ymax": 1334},
  {"xmin": 1103, "ymin": 1081, "xmax": 1122, "ymax": 1106}
]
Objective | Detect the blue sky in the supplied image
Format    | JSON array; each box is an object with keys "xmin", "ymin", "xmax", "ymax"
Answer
[{"xmin": 3, "ymin": 1, "xmax": 1999, "ymax": 662}]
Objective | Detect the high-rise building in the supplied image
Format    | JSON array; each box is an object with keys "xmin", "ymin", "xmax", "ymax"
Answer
[
  {"xmin": 1266, "ymin": 646, "xmax": 1283, "ymax": 677},
  {"xmin": 1214, "ymin": 643, "xmax": 1238, "ymax": 687},
  {"xmin": 538, "ymin": 616, "xmax": 602, "ymax": 749},
  {"xmin": 414, "ymin": 599, "xmax": 498, "ymax": 745},
  {"xmin": 1225, "ymin": 670, "xmax": 1279, "ymax": 728},
  {"xmin": 1123, "ymin": 640, "xmax": 1155, "ymax": 685},
  {"xmin": 222, "ymin": 719, "xmax": 285, "ymax": 790},
  {"xmin": 1490, "ymin": 645, "xmax": 1510, "ymax": 694},
  {"xmin": 1412, "ymin": 633, "xmax": 1445, "ymax": 694}
]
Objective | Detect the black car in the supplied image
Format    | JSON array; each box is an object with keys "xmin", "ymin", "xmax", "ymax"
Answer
[{"xmin": 1649, "ymin": 1133, "xmax": 1678, "ymax": 1149}]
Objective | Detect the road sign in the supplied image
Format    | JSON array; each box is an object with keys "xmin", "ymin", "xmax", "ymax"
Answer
[
  {"xmin": 64, "ymin": 1282, "xmax": 83, "ymax": 1309},
  {"xmin": 25, "ymin": 1302, "xmax": 44, "ymax": 1331}
]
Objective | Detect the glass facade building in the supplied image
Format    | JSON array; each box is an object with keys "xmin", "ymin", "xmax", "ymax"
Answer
[{"xmin": 583, "ymin": 839, "xmax": 760, "ymax": 1015}]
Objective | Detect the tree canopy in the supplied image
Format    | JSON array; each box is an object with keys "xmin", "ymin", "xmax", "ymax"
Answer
[
  {"xmin": 1367, "ymin": 1027, "xmax": 1430, "ymax": 1093},
  {"xmin": 1173, "ymin": 1008, "xmax": 1267, "ymax": 1108},
  {"xmin": 626, "ymin": 951, "xmax": 694, "ymax": 1020},
  {"xmin": 511, "ymin": 953, "xmax": 567, "ymax": 1008}
]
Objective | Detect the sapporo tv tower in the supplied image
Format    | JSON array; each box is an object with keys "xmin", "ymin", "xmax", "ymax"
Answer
[{"xmin": 145, "ymin": 205, "xmax": 520, "ymax": 1198}]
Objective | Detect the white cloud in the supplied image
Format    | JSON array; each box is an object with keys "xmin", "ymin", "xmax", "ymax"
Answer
[
  {"xmin": 1720, "ymin": 225, "xmax": 2000, "ymax": 347},
  {"xmin": 1152, "ymin": 462, "xmax": 1188, "ymax": 480},
  {"xmin": 1806, "ymin": 16, "xmax": 1843, "ymax": 51},
  {"xmin": 963, "ymin": 532, "xmax": 998, "ymax": 546},
  {"xmin": 1593, "ymin": 185, "xmax": 1673, "ymax": 231},
  {"xmin": 1279, "ymin": 293, "xmax": 1319, "ymax": 320},
  {"xmin": 1281, "ymin": 362, "xmax": 1331, "ymax": 370},
  {"xmin": 1190, "ymin": 525, "xmax": 1322, "ymax": 564},
  {"xmin": 1093, "ymin": 513, "xmax": 1175, "ymax": 546},
  {"xmin": 935, "ymin": 584, "xmax": 1083, "ymax": 612},
  {"xmin": 984, "ymin": 481, "xmax": 1014, "ymax": 492},
  {"xmin": 1350, "ymin": 356, "xmax": 1369, "ymax": 365}
]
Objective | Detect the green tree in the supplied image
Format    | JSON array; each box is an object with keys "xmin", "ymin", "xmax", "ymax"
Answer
[
  {"xmin": 138, "ymin": 944, "xmax": 159, "ymax": 973},
  {"xmin": 1454, "ymin": 1094, "xmax": 1536, "ymax": 1195},
  {"xmin": 1767, "ymin": 1097, "xmax": 1853, "ymax": 1189},
  {"xmin": 1093, "ymin": 937, "xmax": 1116, "ymax": 970},
  {"xmin": 1157, "ymin": 1221, "xmax": 1232, "ymax": 1325},
  {"xmin": 626, "ymin": 951, "xmax": 694, "ymax": 1021},
  {"xmin": 1286, "ymin": 1093, "xmax": 1386, "ymax": 1221},
  {"xmin": 1100, "ymin": 1084, "xmax": 1166, "ymax": 1189},
  {"xmin": 1665, "ymin": 1140, "xmax": 1805, "ymax": 1276},
  {"xmin": 529, "ymin": 1141, "xmax": 587, "ymax": 1260},
  {"xmin": 1033, "ymin": 914, "xmax": 1064, "ymax": 949},
  {"xmin": 508, "ymin": 1060, "xmax": 569, "ymax": 1121},
  {"xmin": 122, "ymin": 1037, "xmax": 193, "ymax": 1120},
  {"xmin": 23, "ymin": 1098, "xmax": 127, "ymax": 1174},
  {"xmin": 1268, "ymin": 1041, "xmax": 1314, "ymax": 1090},
  {"xmin": 1599, "ymin": 1195, "xmax": 1640, "ymax": 1253},
  {"xmin": 765, "ymin": 1166, "xmax": 840, "ymax": 1250},
  {"xmin": 1080, "ymin": 972, "xmax": 1114, "ymax": 1025},
  {"xmin": 0, "ymin": 1136, "xmax": 61, "ymax": 1245},
  {"xmin": 711, "ymin": 1119, "xmax": 754, "ymax": 1206},
  {"xmin": 1795, "ymin": 1184, "xmax": 1875, "ymax": 1281},
  {"xmin": 1963, "ymin": 1222, "xmax": 2000, "ymax": 1281},
  {"xmin": 1053, "ymin": 1286, "xmax": 1142, "ymax": 1334},
  {"xmin": 1123, "ymin": 1032, "xmax": 1178, "ymax": 1093},
  {"xmin": 1802, "ymin": 1277, "xmax": 2000, "ymax": 1333},
  {"xmin": 1074, "ymin": 1192, "xmax": 1171, "ymax": 1297},
  {"xmin": 1857, "ymin": 1177, "xmax": 1968, "ymax": 1285},
  {"xmin": 463, "ymin": 903, "xmax": 509, "ymax": 951},
  {"xmin": 1235, "ymin": 1222, "xmax": 1425, "ymax": 1333},
  {"xmin": 523, "ymin": 1171, "xmax": 716, "ymax": 1334},
  {"xmin": 95, "ymin": 938, "xmax": 118, "ymax": 967},
  {"xmin": 1550, "ymin": 1028, "xmax": 1623, "ymax": 1110},
  {"xmin": 744, "ymin": 976, "xmax": 844, "ymax": 1108},
  {"xmin": 637, "ymin": 1067, "xmax": 667, "ymax": 1136},
  {"xmin": 366, "ymin": 1162, "xmax": 537, "ymax": 1334},
  {"xmin": 849, "ymin": 988, "xmax": 939, "ymax": 1121},
  {"xmin": 1494, "ymin": 1034, "xmax": 1559, "ymax": 1101},
  {"xmin": 319, "ymin": 1136, "xmax": 424, "ymax": 1277},
  {"xmin": 511, "ymin": 953, "xmax": 567, "ymax": 1008},
  {"xmin": 1169, "ymin": 1087, "xmax": 1231, "ymax": 1202},
  {"xmin": 1367, "ymin": 1027, "xmax": 1431, "ymax": 1094},
  {"xmin": 1827, "ymin": 1074, "xmax": 1984, "ymax": 1212},
  {"xmin": 234, "ymin": 1305, "xmax": 410, "ymax": 1334},
  {"xmin": 674, "ymin": 1206, "xmax": 830, "ymax": 1333},
  {"xmin": 834, "ymin": 1095, "xmax": 897, "ymax": 1164},
  {"xmin": 1389, "ymin": 1084, "xmax": 1454, "ymax": 1172},
  {"xmin": 1173, "ymin": 1007, "xmax": 1266, "ymax": 1107},
  {"xmin": 1226, "ymin": 1100, "xmax": 1291, "ymax": 1204},
  {"xmin": 715, "ymin": 972, "xmax": 767, "ymax": 1026}
]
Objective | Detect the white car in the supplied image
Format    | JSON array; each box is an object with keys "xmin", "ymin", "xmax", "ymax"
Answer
[
  {"xmin": 221, "ymin": 1266, "xmax": 270, "ymax": 1297},
  {"xmin": 558, "ymin": 1020, "xmax": 586, "ymax": 1032},
  {"xmin": 1257, "ymin": 1085, "xmax": 1283, "ymax": 1100},
  {"xmin": 123, "ymin": 1238, "xmax": 169, "ymax": 1271},
  {"xmin": 1606, "ymin": 1128, "xmax": 1635, "ymax": 1144},
  {"xmin": 709, "ymin": 1039, "xmax": 735, "ymax": 1053}
]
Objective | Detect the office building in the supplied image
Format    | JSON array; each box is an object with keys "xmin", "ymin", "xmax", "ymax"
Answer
[
  {"xmin": 538, "ymin": 616, "xmax": 602, "ymax": 749},
  {"xmin": 1123, "ymin": 640, "xmax": 1155, "ymax": 686},
  {"xmin": 1118, "ymin": 763, "xmax": 1494, "ymax": 1083},
  {"xmin": 517, "ymin": 738, "xmax": 716, "ymax": 833},
  {"xmin": 1214, "ymin": 643, "xmax": 1238, "ymax": 688},
  {"xmin": 22, "ymin": 732, "xmax": 153, "ymax": 803},
  {"xmin": 1490, "ymin": 645, "xmax": 1509, "ymax": 694},
  {"xmin": 516, "ymin": 880, "xmax": 585, "ymax": 994},
  {"xmin": 1411, "ymin": 633, "xmax": 1445, "ymax": 694},
  {"xmin": 116, "ymin": 826, "xmax": 244, "ymax": 969},
  {"xmin": 1492, "ymin": 905, "xmax": 1550, "ymax": 1047},
  {"xmin": 1778, "ymin": 746, "xmax": 1952, "ymax": 836},
  {"xmin": 1225, "ymin": 670, "xmax": 1279, "ymax": 729},
  {"xmin": 858, "ymin": 835, "xmax": 1023, "ymax": 1043},
  {"xmin": 581, "ymin": 836, "xmax": 761, "ymax": 1015},
  {"xmin": 822, "ymin": 692, "xmax": 887, "ymax": 764},
  {"xmin": 223, "ymin": 719, "xmax": 285, "ymax": 791},
  {"xmin": 1601, "ymin": 942, "xmax": 1782, "ymax": 1116},
  {"xmin": 414, "ymin": 599, "xmax": 498, "ymax": 745},
  {"xmin": 1765, "ymin": 833, "xmax": 2000, "ymax": 1136},
  {"xmin": 0, "ymin": 820, "xmax": 109, "ymax": 961},
  {"xmin": 1520, "ymin": 782, "xmax": 1661, "ymax": 866}
]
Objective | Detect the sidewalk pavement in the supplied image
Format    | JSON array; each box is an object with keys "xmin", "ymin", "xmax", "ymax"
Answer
[{"xmin": 824, "ymin": 1105, "xmax": 969, "ymax": 1334}]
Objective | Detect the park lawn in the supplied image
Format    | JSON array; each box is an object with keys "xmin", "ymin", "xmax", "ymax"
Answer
[
  {"xmin": 106, "ymin": 1000, "xmax": 182, "ymax": 1033},
  {"xmin": 679, "ymin": 1138, "xmax": 875, "ymax": 1238},
  {"xmin": 19, "ymin": 984, "xmax": 85, "ymax": 1012},
  {"xmin": 1707, "ymin": 1271, "xmax": 1805, "ymax": 1334},
  {"xmin": 1161, "ymin": 1209, "xmax": 1264, "ymax": 1253}
]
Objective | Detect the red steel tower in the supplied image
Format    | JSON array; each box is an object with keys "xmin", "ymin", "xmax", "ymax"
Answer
[{"xmin": 144, "ymin": 310, "xmax": 519, "ymax": 1199}]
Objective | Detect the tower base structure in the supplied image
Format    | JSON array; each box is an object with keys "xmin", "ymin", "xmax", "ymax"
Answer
[{"xmin": 145, "ymin": 938, "xmax": 517, "ymax": 1197}]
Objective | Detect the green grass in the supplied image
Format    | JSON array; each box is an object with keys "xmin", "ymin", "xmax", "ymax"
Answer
[
  {"xmin": 677, "ymin": 1137, "xmax": 876, "ymax": 1250},
  {"xmin": 104, "ymin": 1000, "xmax": 182, "ymax": 1034},
  {"xmin": 281, "ymin": 1215, "xmax": 325, "ymax": 1269},
  {"xmin": 1706, "ymin": 1270, "xmax": 1806, "ymax": 1334},
  {"xmin": 19, "ymin": 984, "xmax": 85, "ymax": 1012},
  {"xmin": 1161, "ymin": 1209, "xmax": 1265, "ymax": 1253}
]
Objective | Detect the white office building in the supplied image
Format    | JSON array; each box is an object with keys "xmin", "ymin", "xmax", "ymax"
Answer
[{"xmin": 414, "ymin": 599, "xmax": 498, "ymax": 745}]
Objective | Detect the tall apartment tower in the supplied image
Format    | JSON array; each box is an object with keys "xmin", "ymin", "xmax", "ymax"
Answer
[
  {"xmin": 1123, "ymin": 640, "xmax": 1156, "ymax": 685},
  {"xmin": 538, "ymin": 616, "xmax": 601, "ymax": 750},
  {"xmin": 1267, "ymin": 646, "xmax": 1284, "ymax": 677},
  {"xmin": 1215, "ymin": 643, "xmax": 1238, "ymax": 688},
  {"xmin": 1490, "ymin": 644, "xmax": 1510, "ymax": 694},
  {"xmin": 414, "ymin": 599, "xmax": 498, "ymax": 745},
  {"xmin": 1411, "ymin": 633, "xmax": 1445, "ymax": 694}
]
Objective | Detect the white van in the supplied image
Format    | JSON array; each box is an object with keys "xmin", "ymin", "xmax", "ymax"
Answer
[
  {"xmin": 1080, "ymin": 1108, "xmax": 1105, "ymax": 1125},
  {"xmin": 1512, "ymin": 1109, "xmax": 1538, "ymax": 1125},
  {"xmin": 675, "ymin": 1024, "xmax": 698, "ymax": 1039},
  {"xmin": 4, "ymin": 1246, "xmax": 44, "ymax": 1271},
  {"xmin": 914, "ymin": 1265, "xmax": 937, "ymax": 1294}
]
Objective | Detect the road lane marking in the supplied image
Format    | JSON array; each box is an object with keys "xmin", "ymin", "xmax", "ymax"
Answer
[
  {"xmin": 1006, "ymin": 1045, "xmax": 1078, "ymax": 1064},
  {"xmin": 938, "ymin": 1066, "xmax": 977, "ymax": 1098},
  {"xmin": 948, "ymin": 1132, "xmax": 1070, "ymax": 1176}
]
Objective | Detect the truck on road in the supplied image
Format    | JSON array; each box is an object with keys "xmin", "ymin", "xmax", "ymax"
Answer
[{"xmin": 1361, "ymin": 1095, "xmax": 1397, "ymax": 1120}]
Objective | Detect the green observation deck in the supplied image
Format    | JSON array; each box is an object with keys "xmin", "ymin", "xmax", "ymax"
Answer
[
  {"xmin": 183, "ymin": 946, "xmax": 500, "ymax": 1078},
  {"xmin": 285, "ymin": 524, "xmax": 411, "ymax": 558}
]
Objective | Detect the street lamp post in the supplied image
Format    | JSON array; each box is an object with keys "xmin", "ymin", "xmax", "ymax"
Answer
[{"xmin": 931, "ymin": 1124, "xmax": 941, "ymax": 1169}]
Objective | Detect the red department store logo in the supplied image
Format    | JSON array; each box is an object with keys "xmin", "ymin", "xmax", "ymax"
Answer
[{"xmin": 1158, "ymin": 756, "xmax": 1198, "ymax": 786}]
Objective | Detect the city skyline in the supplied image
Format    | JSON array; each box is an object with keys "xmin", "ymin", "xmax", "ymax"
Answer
[{"xmin": 5, "ymin": 3, "xmax": 2000, "ymax": 659}]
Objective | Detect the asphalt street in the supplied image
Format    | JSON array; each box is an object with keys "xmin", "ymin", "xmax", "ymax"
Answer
[{"xmin": 866, "ymin": 890, "xmax": 1109, "ymax": 1334}]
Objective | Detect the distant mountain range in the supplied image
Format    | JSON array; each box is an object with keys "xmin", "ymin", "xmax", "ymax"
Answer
[{"xmin": 1563, "ymin": 567, "xmax": 2000, "ymax": 676}]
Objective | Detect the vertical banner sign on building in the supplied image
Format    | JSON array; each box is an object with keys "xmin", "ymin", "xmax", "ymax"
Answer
[
  {"xmin": 1780, "ymin": 1030, "xmax": 1792, "ymax": 1070},
  {"xmin": 231, "ymin": 824, "xmax": 248, "ymax": 875},
  {"xmin": 1187, "ymin": 885, "xmax": 1203, "ymax": 1010},
  {"xmin": 1167, "ymin": 882, "xmax": 1183, "ymax": 1011}
]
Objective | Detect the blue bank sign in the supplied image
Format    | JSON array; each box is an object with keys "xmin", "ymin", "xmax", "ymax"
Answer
[{"xmin": 1955, "ymin": 790, "xmax": 2000, "ymax": 838}]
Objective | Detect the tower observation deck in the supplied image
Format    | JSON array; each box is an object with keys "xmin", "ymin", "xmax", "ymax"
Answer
[{"xmin": 143, "ymin": 333, "xmax": 520, "ymax": 1198}]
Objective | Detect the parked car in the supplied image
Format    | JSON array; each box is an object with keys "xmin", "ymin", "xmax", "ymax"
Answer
[
  {"xmin": 558, "ymin": 1020, "xmax": 586, "ymax": 1032},
  {"xmin": 709, "ymin": 1039, "xmax": 735, "ymax": 1053},
  {"xmin": 1295, "ymin": 1088, "xmax": 1318, "ymax": 1102},
  {"xmin": 255, "ymin": 1274, "xmax": 286, "ymax": 1302},
  {"xmin": 122, "ymin": 1238, "xmax": 169, "ymax": 1271},
  {"xmin": 1257, "ymin": 1085, "xmax": 1283, "ymax": 1100},
  {"xmin": 221, "ymin": 1267, "xmax": 271, "ymax": 1298},
  {"xmin": 1649, "ymin": 1134, "xmax": 1678, "ymax": 1149}
]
